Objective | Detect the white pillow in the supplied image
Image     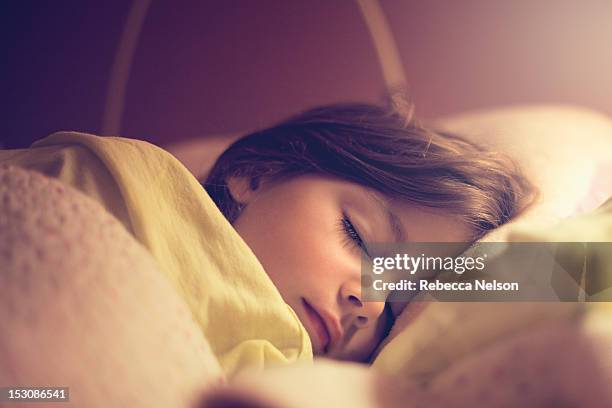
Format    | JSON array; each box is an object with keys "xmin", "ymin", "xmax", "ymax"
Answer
[{"xmin": 435, "ymin": 104, "xmax": 612, "ymax": 241}]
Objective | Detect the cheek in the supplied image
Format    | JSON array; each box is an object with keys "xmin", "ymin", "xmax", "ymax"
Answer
[
  {"xmin": 234, "ymin": 196, "xmax": 337, "ymax": 293},
  {"xmin": 266, "ymin": 223, "xmax": 346, "ymax": 297}
]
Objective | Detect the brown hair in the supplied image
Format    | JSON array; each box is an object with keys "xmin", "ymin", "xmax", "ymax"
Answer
[{"xmin": 203, "ymin": 103, "xmax": 535, "ymax": 240}]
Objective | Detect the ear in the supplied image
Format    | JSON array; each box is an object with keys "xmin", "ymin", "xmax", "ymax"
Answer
[{"xmin": 226, "ymin": 176, "xmax": 258, "ymax": 205}]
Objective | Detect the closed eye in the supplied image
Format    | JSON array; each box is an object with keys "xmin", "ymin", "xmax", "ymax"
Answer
[{"xmin": 340, "ymin": 213, "xmax": 370, "ymax": 257}]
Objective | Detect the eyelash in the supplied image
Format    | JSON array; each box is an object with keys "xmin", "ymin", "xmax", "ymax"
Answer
[{"xmin": 339, "ymin": 214, "xmax": 369, "ymax": 256}]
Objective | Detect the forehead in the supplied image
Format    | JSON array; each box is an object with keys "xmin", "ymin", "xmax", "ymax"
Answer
[
  {"xmin": 392, "ymin": 200, "xmax": 472, "ymax": 243},
  {"xmin": 362, "ymin": 188, "xmax": 473, "ymax": 244},
  {"xmin": 273, "ymin": 175, "xmax": 473, "ymax": 243}
]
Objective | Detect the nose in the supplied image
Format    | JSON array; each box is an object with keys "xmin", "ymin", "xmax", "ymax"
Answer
[{"xmin": 339, "ymin": 281, "xmax": 386, "ymax": 328}]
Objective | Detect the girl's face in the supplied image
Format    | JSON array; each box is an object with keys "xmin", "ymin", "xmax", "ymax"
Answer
[{"xmin": 228, "ymin": 175, "xmax": 471, "ymax": 362}]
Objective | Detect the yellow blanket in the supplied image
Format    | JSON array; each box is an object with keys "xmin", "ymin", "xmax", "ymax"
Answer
[{"xmin": 0, "ymin": 132, "xmax": 313, "ymax": 376}]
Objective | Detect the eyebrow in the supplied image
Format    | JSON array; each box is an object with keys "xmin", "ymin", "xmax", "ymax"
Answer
[
  {"xmin": 386, "ymin": 207, "xmax": 405, "ymax": 243},
  {"xmin": 367, "ymin": 192, "xmax": 405, "ymax": 243}
]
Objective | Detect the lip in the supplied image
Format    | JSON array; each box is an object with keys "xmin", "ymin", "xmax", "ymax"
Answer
[{"xmin": 301, "ymin": 299, "xmax": 342, "ymax": 354}]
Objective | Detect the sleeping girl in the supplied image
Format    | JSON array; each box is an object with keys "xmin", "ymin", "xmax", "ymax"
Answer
[
  {"xmin": 0, "ymin": 101, "xmax": 533, "ymax": 380},
  {"xmin": 200, "ymin": 102, "xmax": 534, "ymax": 362}
]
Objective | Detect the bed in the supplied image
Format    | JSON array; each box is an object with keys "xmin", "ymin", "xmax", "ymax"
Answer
[{"xmin": 1, "ymin": 104, "xmax": 612, "ymax": 407}]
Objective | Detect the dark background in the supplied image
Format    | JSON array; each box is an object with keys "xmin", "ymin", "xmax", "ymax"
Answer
[{"xmin": 2, "ymin": 0, "xmax": 611, "ymax": 149}]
